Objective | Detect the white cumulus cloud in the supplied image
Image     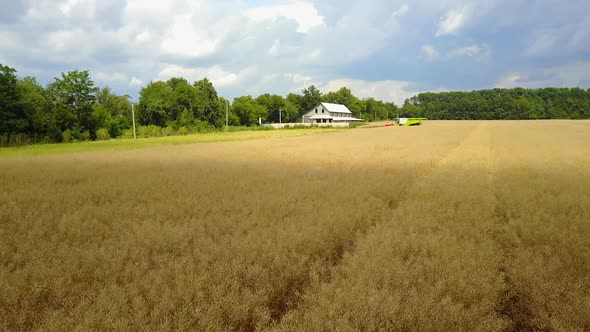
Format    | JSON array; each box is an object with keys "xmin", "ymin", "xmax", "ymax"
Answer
[
  {"xmin": 95, "ymin": 71, "xmax": 128, "ymax": 83},
  {"xmin": 268, "ymin": 40, "xmax": 281, "ymax": 56},
  {"xmin": 319, "ymin": 79, "xmax": 421, "ymax": 106},
  {"xmin": 160, "ymin": 13, "xmax": 223, "ymax": 58},
  {"xmin": 495, "ymin": 73, "xmax": 526, "ymax": 88},
  {"xmin": 245, "ymin": 1, "xmax": 325, "ymax": 33},
  {"xmin": 391, "ymin": 4, "xmax": 409, "ymax": 18},
  {"xmin": 436, "ymin": 6, "xmax": 471, "ymax": 36},
  {"xmin": 494, "ymin": 61, "xmax": 590, "ymax": 89},
  {"xmin": 421, "ymin": 44, "xmax": 440, "ymax": 60},
  {"xmin": 158, "ymin": 65, "xmax": 258, "ymax": 88},
  {"xmin": 130, "ymin": 77, "xmax": 143, "ymax": 87},
  {"xmin": 448, "ymin": 44, "xmax": 490, "ymax": 60}
]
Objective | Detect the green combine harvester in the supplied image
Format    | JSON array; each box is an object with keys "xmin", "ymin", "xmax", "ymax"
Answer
[{"xmin": 397, "ymin": 118, "xmax": 427, "ymax": 126}]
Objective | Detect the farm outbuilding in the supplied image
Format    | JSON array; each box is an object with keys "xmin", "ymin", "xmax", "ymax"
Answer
[{"xmin": 303, "ymin": 103, "xmax": 363, "ymax": 124}]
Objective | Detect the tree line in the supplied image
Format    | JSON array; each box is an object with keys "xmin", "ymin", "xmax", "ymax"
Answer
[
  {"xmin": 0, "ymin": 64, "xmax": 397, "ymax": 146},
  {"xmin": 400, "ymin": 88, "xmax": 590, "ymax": 120},
  {"xmin": 136, "ymin": 79, "xmax": 398, "ymax": 127},
  {"xmin": 1, "ymin": 65, "xmax": 134, "ymax": 145},
  {"xmin": 2, "ymin": 63, "xmax": 590, "ymax": 146}
]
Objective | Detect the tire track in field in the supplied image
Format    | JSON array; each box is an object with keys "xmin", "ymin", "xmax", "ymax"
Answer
[
  {"xmin": 457, "ymin": 124, "xmax": 547, "ymax": 331},
  {"xmin": 270, "ymin": 122, "xmax": 514, "ymax": 331},
  {"xmin": 266, "ymin": 125, "xmax": 483, "ymax": 327},
  {"xmin": 490, "ymin": 136, "xmax": 550, "ymax": 332},
  {"xmin": 398, "ymin": 123, "xmax": 545, "ymax": 331},
  {"xmin": 492, "ymin": 202, "xmax": 542, "ymax": 332}
]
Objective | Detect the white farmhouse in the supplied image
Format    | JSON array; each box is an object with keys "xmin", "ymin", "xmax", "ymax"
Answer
[{"xmin": 303, "ymin": 103, "xmax": 363, "ymax": 124}]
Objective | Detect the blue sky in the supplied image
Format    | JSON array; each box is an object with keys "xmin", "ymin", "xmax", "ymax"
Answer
[{"xmin": 1, "ymin": 0, "xmax": 589, "ymax": 105}]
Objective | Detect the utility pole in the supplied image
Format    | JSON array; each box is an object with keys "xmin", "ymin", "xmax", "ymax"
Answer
[
  {"xmin": 279, "ymin": 107, "xmax": 282, "ymax": 124},
  {"xmin": 131, "ymin": 102, "xmax": 137, "ymax": 139}
]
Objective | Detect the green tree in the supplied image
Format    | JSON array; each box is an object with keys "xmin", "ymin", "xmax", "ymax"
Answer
[
  {"xmin": 177, "ymin": 108, "xmax": 196, "ymax": 128},
  {"xmin": 365, "ymin": 98, "xmax": 391, "ymax": 121},
  {"xmin": 385, "ymin": 102, "xmax": 398, "ymax": 120},
  {"xmin": 138, "ymin": 81, "xmax": 175, "ymax": 126},
  {"xmin": 218, "ymin": 97, "xmax": 239, "ymax": 126},
  {"xmin": 282, "ymin": 99, "xmax": 300, "ymax": 123},
  {"xmin": 301, "ymin": 85, "xmax": 322, "ymax": 113},
  {"xmin": 94, "ymin": 87, "xmax": 132, "ymax": 137},
  {"xmin": 167, "ymin": 77, "xmax": 197, "ymax": 120},
  {"xmin": 256, "ymin": 94, "xmax": 285, "ymax": 123},
  {"xmin": 286, "ymin": 93, "xmax": 303, "ymax": 119},
  {"xmin": 324, "ymin": 87, "xmax": 352, "ymax": 105},
  {"xmin": 194, "ymin": 78, "xmax": 223, "ymax": 127},
  {"xmin": 232, "ymin": 96, "xmax": 267, "ymax": 126},
  {"xmin": 91, "ymin": 104, "xmax": 111, "ymax": 131},
  {"xmin": 512, "ymin": 97, "xmax": 532, "ymax": 119},
  {"xmin": 323, "ymin": 87, "xmax": 365, "ymax": 118},
  {"xmin": 0, "ymin": 64, "xmax": 22, "ymax": 135},
  {"xmin": 16, "ymin": 77, "xmax": 49, "ymax": 138},
  {"xmin": 48, "ymin": 70, "xmax": 98, "ymax": 138},
  {"xmin": 401, "ymin": 99, "xmax": 419, "ymax": 117}
]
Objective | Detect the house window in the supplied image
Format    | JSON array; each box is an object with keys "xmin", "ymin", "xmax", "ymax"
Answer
[
  {"xmin": 315, "ymin": 109, "xmax": 318, "ymax": 113},
  {"xmin": 322, "ymin": 109, "xmax": 324, "ymax": 113}
]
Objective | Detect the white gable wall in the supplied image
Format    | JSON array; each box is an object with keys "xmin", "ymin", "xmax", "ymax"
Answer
[{"xmin": 303, "ymin": 104, "xmax": 330, "ymax": 123}]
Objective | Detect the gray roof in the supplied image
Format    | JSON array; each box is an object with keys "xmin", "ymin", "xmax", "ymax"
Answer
[{"xmin": 321, "ymin": 102, "xmax": 352, "ymax": 114}]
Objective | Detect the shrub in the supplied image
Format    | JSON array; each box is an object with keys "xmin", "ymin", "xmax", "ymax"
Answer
[
  {"xmin": 79, "ymin": 131, "xmax": 91, "ymax": 142},
  {"xmin": 62, "ymin": 129, "xmax": 73, "ymax": 143},
  {"xmin": 137, "ymin": 126, "xmax": 147, "ymax": 138},
  {"xmin": 107, "ymin": 120, "xmax": 121, "ymax": 138},
  {"xmin": 163, "ymin": 126, "xmax": 176, "ymax": 137},
  {"xmin": 193, "ymin": 120, "xmax": 213, "ymax": 133},
  {"xmin": 47, "ymin": 123, "xmax": 63, "ymax": 143},
  {"xmin": 7, "ymin": 133, "xmax": 30, "ymax": 146},
  {"xmin": 96, "ymin": 128, "xmax": 110, "ymax": 141},
  {"xmin": 177, "ymin": 109, "xmax": 196, "ymax": 128},
  {"xmin": 147, "ymin": 125, "xmax": 162, "ymax": 138},
  {"xmin": 138, "ymin": 125, "xmax": 163, "ymax": 138},
  {"xmin": 178, "ymin": 126, "xmax": 189, "ymax": 136},
  {"xmin": 0, "ymin": 133, "xmax": 8, "ymax": 146},
  {"xmin": 121, "ymin": 129, "xmax": 134, "ymax": 139}
]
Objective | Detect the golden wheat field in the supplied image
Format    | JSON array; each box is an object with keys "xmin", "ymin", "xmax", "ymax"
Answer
[{"xmin": 1, "ymin": 121, "xmax": 590, "ymax": 331}]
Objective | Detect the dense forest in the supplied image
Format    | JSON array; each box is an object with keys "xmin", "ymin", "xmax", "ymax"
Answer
[
  {"xmin": 1, "ymin": 63, "xmax": 590, "ymax": 146},
  {"xmin": 402, "ymin": 89, "xmax": 590, "ymax": 120}
]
